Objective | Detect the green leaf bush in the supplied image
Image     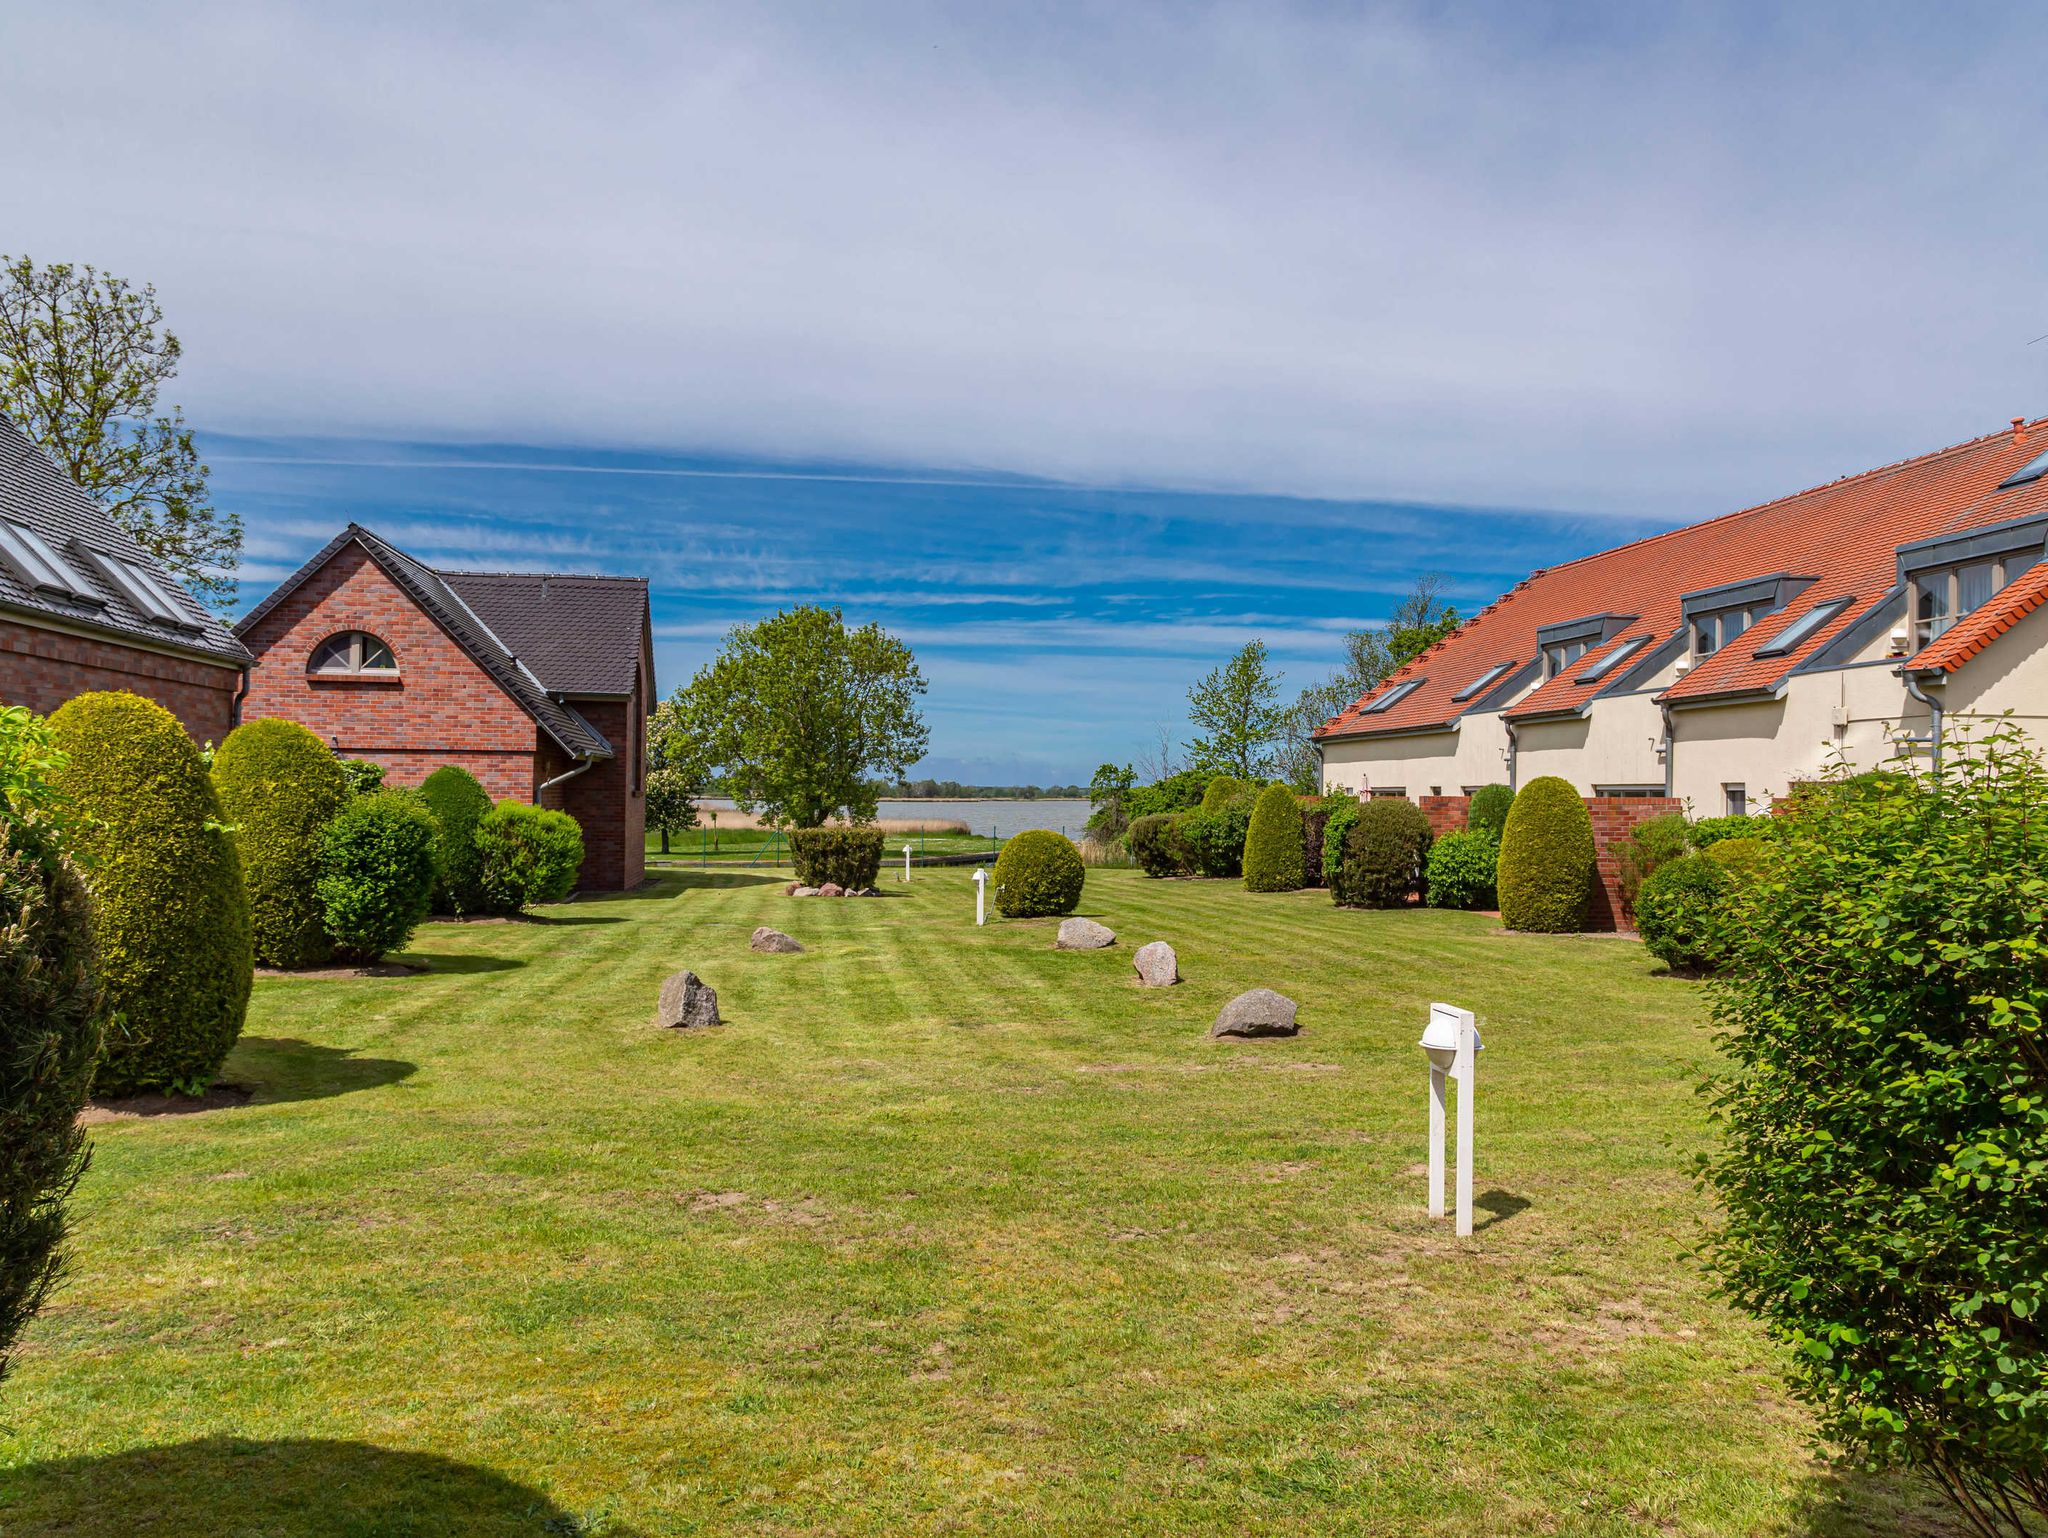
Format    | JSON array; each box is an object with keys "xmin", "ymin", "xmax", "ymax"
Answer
[
  {"xmin": 787, "ymin": 827, "xmax": 885, "ymax": 889},
  {"xmin": 475, "ymin": 801, "xmax": 586, "ymax": 913},
  {"xmin": 1125, "ymin": 768, "xmax": 1210, "ymax": 819},
  {"xmin": 317, "ymin": 790, "xmax": 442, "ymax": 961},
  {"xmin": 1497, "ymin": 777, "xmax": 1594, "ymax": 932},
  {"xmin": 1199, "ymin": 775, "xmax": 1249, "ymax": 813},
  {"xmin": 419, "ymin": 766, "xmax": 493, "ymax": 914},
  {"xmin": 1177, "ymin": 793, "xmax": 1254, "ymax": 878},
  {"xmin": 1633, "ymin": 853, "xmax": 1730, "ymax": 972},
  {"xmin": 1333, "ymin": 798, "xmax": 1433, "ymax": 909},
  {"xmin": 1702, "ymin": 835, "xmax": 1769, "ymax": 882},
  {"xmin": 210, "ymin": 719, "xmax": 349, "ymax": 968},
  {"xmin": 1465, "ymin": 783, "xmax": 1514, "ymax": 841},
  {"xmin": 1242, "ymin": 784, "xmax": 1306, "ymax": 892},
  {"xmin": 47, "ymin": 691, "xmax": 251, "ymax": 1096},
  {"xmin": 1320, "ymin": 799, "xmax": 1362, "ymax": 884},
  {"xmin": 1299, "ymin": 795, "xmax": 1348, "ymax": 889},
  {"xmin": 1614, "ymin": 811, "xmax": 1691, "ymax": 918},
  {"xmin": 1127, "ymin": 813, "xmax": 1190, "ymax": 879},
  {"xmin": 1699, "ymin": 728, "xmax": 2048, "ymax": 1530},
  {"xmin": 337, "ymin": 758, "xmax": 386, "ymax": 795},
  {"xmin": 1687, "ymin": 812, "xmax": 1770, "ymax": 849},
  {"xmin": 991, "ymin": 829, "xmax": 1085, "ymax": 917},
  {"xmin": 1424, "ymin": 829, "xmax": 1498, "ymax": 910}
]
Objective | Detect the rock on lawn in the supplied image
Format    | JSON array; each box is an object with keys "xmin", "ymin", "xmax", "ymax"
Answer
[
  {"xmin": 658, "ymin": 970, "xmax": 721, "ymax": 1028},
  {"xmin": 1134, "ymin": 941, "xmax": 1179, "ymax": 986},
  {"xmin": 751, "ymin": 927, "xmax": 804, "ymax": 954},
  {"xmin": 1055, "ymin": 918, "xmax": 1116, "ymax": 950},
  {"xmin": 1209, "ymin": 988, "xmax": 1298, "ymax": 1038}
]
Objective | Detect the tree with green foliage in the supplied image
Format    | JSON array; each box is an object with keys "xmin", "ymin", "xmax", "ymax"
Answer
[
  {"xmin": 46, "ymin": 691, "xmax": 251, "ymax": 1095},
  {"xmin": 645, "ymin": 698, "xmax": 707, "ymax": 855},
  {"xmin": 991, "ymin": 830, "xmax": 1085, "ymax": 918},
  {"xmin": 1242, "ymin": 783, "xmax": 1306, "ymax": 892},
  {"xmin": 419, "ymin": 766, "xmax": 493, "ymax": 913},
  {"xmin": 211, "ymin": 719, "xmax": 349, "ymax": 968},
  {"xmin": 667, "ymin": 606, "xmax": 927, "ymax": 829},
  {"xmin": 1085, "ymin": 763, "xmax": 1137, "ymax": 843},
  {"xmin": 0, "ymin": 256, "xmax": 239, "ymax": 609},
  {"xmin": 1465, "ymin": 783, "xmax": 1514, "ymax": 841},
  {"xmin": 1496, "ymin": 777, "xmax": 1594, "ymax": 932},
  {"xmin": 1185, "ymin": 641, "xmax": 1285, "ymax": 782},
  {"xmin": 1700, "ymin": 727, "xmax": 2048, "ymax": 1534},
  {"xmin": 317, "ymin": 790, "xmax": 441, "ymax": 962}
]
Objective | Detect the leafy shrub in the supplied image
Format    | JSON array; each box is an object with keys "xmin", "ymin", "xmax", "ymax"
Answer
[
  {"xmin": 1466, "ymin": 783, "xmax": 1514, "ymax": 841},
  {"xmin": 211, "ymin": 719, "xmax": 349, "ymax": 968},
  {"xmin": 787, "ymin": 827, "xmax": 885, "ymax": 889},
  {"xmin": 475, "ymin": 801, "xmax": 586, "ymax": 913},
  {"xmin": 1425, "ymin": 830, "xmax": 1498, "ymax": 910},
  {"xmin": 47, "ymin": 691, "xmax": 252, "ymax": 1096},
  {"xmin": 337, "ymin": 758, "xmax": 386, "ymax": 795},
  {"xmin": 1320, "ymin": 798, "xmax": 1363, "ymax": 883},
  {"xmin": 1688, "ymin": 812, "xmax": 1770, "ymax": 849},
  {"xmin": 1633, "ymin": 853, "xmax": 1730, "ymax": 971},
  {"xmin": 1178, "ymin": 793, "xmax": 1254, "ymax": 878},
  {"xmin": 0, "ymin": 705, "xmax": 83, "ymax": 855},
  {"xmin": 317, "ymin": 790, "xmax": 441, "ymax": 961},
  {"xmin": 1497, "ymin": 777, "xmax": 1594, "ymax": 933},
  {"xmin": 1199, "ymin": 775, "xmax": 1250, "ymax": 813},
  {"xmin": 1242, "ymin": 784, "xmax": 1306, "ymax": 892},
  {"xmin": 1333, "ymin": 798, "xmax": 1433, "ymax": 909},
  {"xmin": 1702, "ymin": 835, "xmax": 1769, "ymax": 882},
  {"xmin": 419, "ymin": 766, "xmax": 493, "ymax": 914},
  {"xmin": 1127, "ymin": 813, "xmax": 1191, "ymax": 879},
  {"xmin": 1699, "ymin": 728, "xmax": 2048, "ymax": 1530},
  {"xmin": 1299, "ymin": 796, "xmax": 1347, "ymax": 888},
  {"xmin": 1125, "ymin": 768, "xmax": 1210, "ymax": 820},
  {"xmin": 992, "ymin": 829, "xmax": 1085, "ymax": 917},
  {"xmin": 1614, "ymin": 811, "xmax": 1691, "ymax": 916},
  {"xmin": 0, "ymin": 760, "xmax": 102, "ymax": 1384}
]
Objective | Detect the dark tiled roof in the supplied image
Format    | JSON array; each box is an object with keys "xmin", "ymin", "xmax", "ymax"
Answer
[
  {"xmin": 1319, "ymin": 418, "xmax": 2048, "ymax": 741},
  {"xmin": 237, "ymin": 525, "xmax": 648, "ymax": 761},
  {"xmin": 0, "ymin": 412, "xmax": 249, "ymax": 667}
]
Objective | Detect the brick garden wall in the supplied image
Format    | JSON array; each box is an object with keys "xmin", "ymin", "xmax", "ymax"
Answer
[
  {"xmin": 1417, "ymin": 792, "xmax": 1682, "ymax": 931},
  {"xmin": 0, "ymin": 618, "xmax": 242, "ymax": 743}
]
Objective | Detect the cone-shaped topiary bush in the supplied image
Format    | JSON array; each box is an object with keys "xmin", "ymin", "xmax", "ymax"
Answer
[
  {"xmin": 474, "ymin": 801, "xmax": 586, "ymax": 913},
  {"xmin": 47, "ymin": 691, "xmax": 251, "ymax": 1095},
  {"xmin": 211, "ymin": 718, "xmax": 349, "ymax": 968},
  {"xmin": 1496, "ymin": 777, "xmax": 1594, "ymax": 932},
  {"xmin": 992, "ymin": 829, "xmax": 1085, "ymax": 917},
  {"xmin": 1466, "ymin": 783, "xmax": 1514, "ymax": 841},
  {"xmin": 1333, "ymin": 797, "xmax": 1433, "ymax": 908},
  {"xmin": 1242, "ymin": 783, "xmax": 1306, "ymax": 892},
  {"xmin": 419, "ymin": 766, "xmax": 493, "ymax": 914},
  {"xmin": 318, "ymin": 789, "xmax": 443, "ymax": 961}
]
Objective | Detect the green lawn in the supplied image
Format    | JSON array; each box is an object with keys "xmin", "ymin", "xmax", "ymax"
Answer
[
  {"xmin": 0, "ymin": 870, "xmax": 1961, "ymax": 1536},
  {"xmin": 649, "ymin": 830, "xmax": 1004, "ymax": 865}
]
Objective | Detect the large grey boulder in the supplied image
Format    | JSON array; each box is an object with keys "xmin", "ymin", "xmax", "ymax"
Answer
[
  {"xmin": 658, "ymin": 970, "xmax": 721, "ymax": 1028},
  {"xmin": 1209, "ymin": 988, "xmax": 1298, "ymax": 1038},
  {"xmin": 1133, "ymin": 941, "xmax": 1179, "ymax": 987},
  {"xmin": 1055, "ymin": 917, "xmax": 1116, "ymax": 950},
  {"xmin": 750, "ymin": 927, "xmax": 804, "ymax": 954}
]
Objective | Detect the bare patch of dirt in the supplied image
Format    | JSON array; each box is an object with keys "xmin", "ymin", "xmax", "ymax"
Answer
[
  {"xmin": 80, "ymin": 1083, "xmax": 254, "ymax": 1125},
  {"xmin": 256, "ymin": 961, "xmax": 425, "ymax": 979}
]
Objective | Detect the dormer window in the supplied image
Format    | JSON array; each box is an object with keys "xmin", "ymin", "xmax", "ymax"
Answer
[
  {"xmin": 310, "ymin": 631, "xmax": 398, "ymax": 676},
  {"xmin": 1544, "ymin": 639, "xmax": 1588, "ymax": 678},
  {"xmin": 1912, "ymin": 560, "xmax": 2007, "ymax": 648}
]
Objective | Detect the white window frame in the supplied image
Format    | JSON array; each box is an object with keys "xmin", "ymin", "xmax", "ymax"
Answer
[{"xmin": 309, "ymin": 631, "xmax": 400, "ymax": 677}]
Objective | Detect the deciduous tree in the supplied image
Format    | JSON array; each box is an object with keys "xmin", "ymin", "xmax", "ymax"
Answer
[{"xmin": 1184, "ymin": 640, "xmax": 1284, "ymax": 781}]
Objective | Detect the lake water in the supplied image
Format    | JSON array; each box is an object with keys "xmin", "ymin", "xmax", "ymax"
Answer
[{"xmin": 698, "ymin": 797, "xmax": 1094, "ymax": 840}]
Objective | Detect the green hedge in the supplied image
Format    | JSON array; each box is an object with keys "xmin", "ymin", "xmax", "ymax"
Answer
[
  {"xmin": 1178, "ymin": 794, "xmax": 1253, "ymax": 878},
  {"xmin": 318, "ymin": 790, "xmax": 442, "ymax": 961},
  {"xmin": 420, "ymin": 766, "xmax": 493, "ymax": 914},
  {"xmin": 337, "ymin": 758, "xmax": 386, "ymax": 795},
  {"xmin": 1242, "ymin": 784, "xmax": 1306, "ymax": 892},
  {"xmin": 1320, "ymin": 799, "xmax": 1362, "ymax": 883},
  {"xmin": 475, "ymin": 801, "xmax": 586, "ymax": 913},
  {"xmin": 47, "ymin": 691, "xmax": 251, "ymax": 1096},
  {"xmin": 992, "ymin": 829, "xmax": 1085, "ymax": 917},
  {"xmin": 1614, "ymin": 810, "xmax": 1690, "ymax": 917},
  {"xmin": 1127, "ymin": 813, "xmax": 1189, "ymax": 879},
  {"xmin": 1687, "ymin": 812, "xmax": 1771, "ymax": 849},
  {"xmin": 211, "ymin": 718, "xmax": 349, "ymax": 968},
  {"xmin": 1424, "ymin": 829, "xmax": 1498, "ymax": 909},
  {"xmin": 1465, "ymin": 783, "xmax": 1514, "ymax": 840},
  {"xmin": 1497, "ymin": 777, "xmax": 1594, "ymax": 933},
  {"xmin": 787, "ymin": 827, "xmax": 885, "ymax": 889},
  {"xmin": 1333, "ymin": 798, "xmax": 1433, "ymax": 908},
  {"xmin": 1633, "ymin": 853, "xmax": 1729, "ymax": 971}
]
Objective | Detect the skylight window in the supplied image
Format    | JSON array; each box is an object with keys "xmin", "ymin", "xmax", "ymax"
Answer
[
  {"xmin": 1452, "ymin": 662, "xmax": 1515, "ymax": 702},
  {"xmin": 0, "ymin": 519, "xmax": 99, "ymax": 602},
  {"xmin": 1359, "ymin": 678, "xmax": 1422, "ymax": 714},
  {"xmin": 1574, "ymin": 634, "xmax": 1651, "ymax": 684},
  {"xmin": 1754, "ymin": 597, "xmax": 1852, "ymax": 658},
  {"xmin": 1999, "ymin": 449, "xmax": 2048, "ymax": 489},
  {"xmin": 78, "ymin": 546, "xmax": 198, "ymax": 629}
]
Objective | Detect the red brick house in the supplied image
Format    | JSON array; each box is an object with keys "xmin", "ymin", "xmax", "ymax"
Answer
[
  {"xmin": 0, "ymin": 412, "xmax": 251, "ymax": 739},
  {"xmin": 235, "ymin": 525, "xmax": 654, "ymax": 891}
]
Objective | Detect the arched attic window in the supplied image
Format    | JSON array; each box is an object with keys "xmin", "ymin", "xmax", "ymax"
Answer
[{"xmin": 309, "ymin": 630, "xmax": 398, "ymax": 676}]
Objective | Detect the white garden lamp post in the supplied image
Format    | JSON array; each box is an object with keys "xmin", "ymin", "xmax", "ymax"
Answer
[
  {"xmin": 973, "ymin": 865, "xmax": 987, "ymax": 926},
  {"xmin": 1419, "ymin": 1003, "xmax": 1483, "ymax": 1237},
  {"xmin": 903, "ymin": 843, "xmax": 913, "ymax": 882}
]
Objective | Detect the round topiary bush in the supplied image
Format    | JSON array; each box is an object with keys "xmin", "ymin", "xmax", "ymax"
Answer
[
  {"xmin": 1466, "ymin": 783, "xmax": 1514, "ymax": 841},
  {"xmin": 47, "ymin": 691, "xmax": 252, "ymax": 1096},
  {"xmin": 1199, "ymin": 775, "xmax": 1249, "ymax": 813},
  {"xmin": 1424, "ymin": 829, "xmax": 1498, "ymax": 909},
  {"xmin": 211, "ymin": 718, "xmax": 350, "ymax": 969},
  {"xmin": 419, "ymin": 765, "xmax": 493, "ymax": 914},
  {"xmin": 1333, "ymin": 798, "xmax": 1433, "ymax": 908},
  {"xmin": 474, "ymin": 801, "xmax": 586, "ymax": 914},
  {"xmin": 1127, "ymin": 813, "xmax": 1189, "ymax": 879},
  {"xmin": 991, "ymin": 829, "xmax": 1085, "ymax": 917},
  {"xmin": 1242, "ymin": 783, "xmax": 1306, "ymax": 892},
  {"xmin": 1496, "ymin": 777, "xmax": 1595, "ymax": 933},
  {"xmin": 317, "ymin": 789, "xmax": 442, "ymax": 962},
  {"xmin": 1633, "ymin": 853, "xmax": 1730, "ymax": 972}
]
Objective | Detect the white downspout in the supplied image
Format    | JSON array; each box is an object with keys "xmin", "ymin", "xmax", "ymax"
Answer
[{"xmin": 538, "ymin": 757, "xmax": 597, "ymax": 798}]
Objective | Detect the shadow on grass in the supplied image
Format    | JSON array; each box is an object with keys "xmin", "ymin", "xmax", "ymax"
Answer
[
  {"xmin": 0, "ymin": 1437, "xmax": 642, "ymax": 1536},
  {"xmin": 1787, "ymin": 1461, "xmax": 1972, "ymax": 1537},
  {"xmin": 227, "ymin": 1038, "xmax": 417, "ymax": 1107},
  {"xmin": 1473, "ymin": 1190, "xmax": 1532, "ymax": 1230},
  {"xmin": 406, "ymin": 953, "xmax": 526, "ymax": 974},
  {"xmin": 644, "ymin": 869, "xmax": 794, "ymax": 892}
]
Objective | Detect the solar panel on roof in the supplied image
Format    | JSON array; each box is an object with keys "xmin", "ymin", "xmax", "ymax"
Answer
[{"xmin": 1999, "ymin": 449, "xmax": 2048, "ymax": 489}]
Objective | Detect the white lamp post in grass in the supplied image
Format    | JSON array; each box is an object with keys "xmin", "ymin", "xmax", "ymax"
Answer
[
  {"xmin": 1419, "ymin": 1002, "xmax": 1483, "ymax": 1237},
  {"xmin": 973, "ymin": 865, "xmax": 987, "ymax": 926},
  {"xmin": 903, "ymin": 843, "xmax": 913, "ymax": 882}
]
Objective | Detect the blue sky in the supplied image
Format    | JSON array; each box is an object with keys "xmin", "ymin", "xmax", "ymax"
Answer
[{"xmin": 13, "ymin": 4, "xmax": 2048, "ymax": 778}]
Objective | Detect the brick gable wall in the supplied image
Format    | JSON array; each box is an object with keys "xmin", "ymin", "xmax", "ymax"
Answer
[
  {"xmin": 1419, "ymin": 792, "xmax": 1682, "ymax": 931},
  {"xmin": 0, "ymin": 617, "xmax": 242, "ymax": 742}
]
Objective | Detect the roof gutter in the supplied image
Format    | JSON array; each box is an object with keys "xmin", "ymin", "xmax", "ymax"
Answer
[{"xmin": 538, "ymin": 756, "xmax": 598, "ymax": 798}]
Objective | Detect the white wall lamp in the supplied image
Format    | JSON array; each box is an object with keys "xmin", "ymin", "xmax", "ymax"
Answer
[{"xmin": 1420, "ymin": 1002, "xmax": 1483, "ymax": 1236}]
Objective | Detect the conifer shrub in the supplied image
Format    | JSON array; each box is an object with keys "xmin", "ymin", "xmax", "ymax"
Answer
[
  {"xmin": 1242, "ymin": 784, "xmax": 1306, "ymax": 892},
  {"xmin": 419, "ymin": 766, "xmax": 493, "ymax": 914},
  {"xmin": 475, "ymin": 801, "xmax": 586, "ymax": 913},
  {"xmin": 991, "ymin": 829, "xmax": 1085, "ymax": 917},
  {"xmin": 1465, "ymin": 783, "xmax": 1514, "ymax": 840},
  {"xmin": 317, "ymin": 790, "xmax": 442, "ymax": 961},
  {"xmin": 1127, "ymin": 813, "xmax": 1191, "ymax": 879},
  {"xmin": 1424, "ymin": 829, "xmax": 1498, "ymax": 909},
  {"xmin": 1333, "ymin": 797, "xmax": 1433, "ymax": 908},
  {"xmin": 211, "ymin": 718, "xmax": 349, "ymax": 968},
  {"xmin": 1496, "ymin": 777, "xmax": 1594, "ymax": 932},
  {"xmin": 1320, "ymin": 798, "xmax": 1363, "ymax": 884},
  {"xmin": 1633, "ymin": 853, "xmax": 1730, "ymax": 971},
  {"xmin": 787, "ymin": 827, "xmax": 885, "ymax": 889},
  {"xmin": 1199, "ymin": 774, "xmax": 1249, "ymax": 813},
  {"xmin": 47, "ymin": 691, "xmax": 252, "ymax": 1096}
]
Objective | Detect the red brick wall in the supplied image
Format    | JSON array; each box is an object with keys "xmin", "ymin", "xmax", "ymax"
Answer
[
  {"xmin": 0, "ymin": 617, "xmax": 242, "ymax": 743},
  {"xmin": 554, "ymin": 697, "xmax": 646, "ymax": 891},
  {"xmin": 1413, "ymin": 791, "xmax": 1682, "ymax": 931}
]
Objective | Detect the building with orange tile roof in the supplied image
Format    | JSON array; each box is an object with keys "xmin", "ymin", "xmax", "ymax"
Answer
[{"xmin": 1316, "ymin": 417, "xmax": 2048, "ymax": 813}]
